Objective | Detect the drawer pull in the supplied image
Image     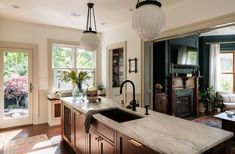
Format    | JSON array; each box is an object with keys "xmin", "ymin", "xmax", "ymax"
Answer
[
  {"xmin": 128, "ymin": 138, "xmax": 144, "ymax": 147},
  {"xmin": 95, "ymin": 136, "xmax": 103, "ymax": 141}
]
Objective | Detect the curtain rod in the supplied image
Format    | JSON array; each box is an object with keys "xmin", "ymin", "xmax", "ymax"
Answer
[{"xmin": 205, "ymin": 41, "xmax": 235, "ymax": 45}]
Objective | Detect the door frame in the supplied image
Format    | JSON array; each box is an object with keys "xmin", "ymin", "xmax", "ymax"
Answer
[
  {"xmin": 0, "ymin": 41, "xmax": 39, "ymax": 128},
  {"xmin": 106, "ymin": 41, "xmax": 127, "ymax": 102}
]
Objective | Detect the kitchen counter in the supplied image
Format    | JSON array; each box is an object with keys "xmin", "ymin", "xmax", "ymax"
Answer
[{"xmin": 61, "ymin": 97, "xmax": 234, "ymax": 154}]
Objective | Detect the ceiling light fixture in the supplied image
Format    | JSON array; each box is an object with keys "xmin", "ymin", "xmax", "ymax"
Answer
[
  {"xmin": 12, "ymin": 4, "xmax": 20, "ymax": 9},
  {"xmin": 132, "ymin": 0, "xmax": 166, "ymax": 41},
  {"xmin": 80, "ymin": 3, "xmax": 99, "ymax": 51}
]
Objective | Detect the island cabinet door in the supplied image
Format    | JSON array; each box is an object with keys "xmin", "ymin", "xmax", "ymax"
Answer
[
  {"xmin": 88, "ymin": 130, "xmax": 99, "ymax": 154},
  {"xmin": 117, "ymin": 132, "xmax": 158, "ymax": 154},
  {"xmin": 63, "ymin": 105, "xmax": 72, "ymax": 142},
  {"xmin": 88, "ymin": 129, "xmax": 115, "ymax": 154},
  {"xmin": 74, "ymin": 111, "xmax": 86, "ymax": 154},
  {"xmin": 99, "ymin": 137, "xmax": 115, "ymax": 154}
]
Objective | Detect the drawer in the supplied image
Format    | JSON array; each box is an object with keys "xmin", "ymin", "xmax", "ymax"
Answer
[{"xmin": 91, "ymin": 120, "xmax": 115, "ymax": 142}]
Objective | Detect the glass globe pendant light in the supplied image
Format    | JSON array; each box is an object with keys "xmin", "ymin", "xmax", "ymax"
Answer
[
  {"xmin": 132, "ymin": 0, "xmax": 166, "ymax": 41},
  {"xmin": 80, "ymin": 3, "xmax": 99, "ymax": 51}
]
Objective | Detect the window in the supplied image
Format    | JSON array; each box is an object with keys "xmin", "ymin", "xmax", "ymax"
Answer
[
  {"xmin": 219, "ymin": 52, "xmax": 234, "ymax": 92},
  {"xmin": 52, "ymin": 43, "xmax": 95, "ymax": 91}
]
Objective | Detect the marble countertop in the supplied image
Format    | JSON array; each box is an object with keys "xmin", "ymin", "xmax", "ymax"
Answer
[{"xmin": 61, "ymin": 97, "xmax": 234, "ymax": 154}]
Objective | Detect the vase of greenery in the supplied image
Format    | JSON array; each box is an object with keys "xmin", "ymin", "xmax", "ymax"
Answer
[
  {"xmin": 198, "ymin": 86, "xmax": 215, "ymax": 114},
  {"xmin": 58, "ymin": 70, "xmax": 90, "ymax": 100}
]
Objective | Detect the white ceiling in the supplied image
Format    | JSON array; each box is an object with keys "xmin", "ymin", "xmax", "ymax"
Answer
[{"xmin": 0, "ymin": 0, "xmax": 184, "ymax": 32}]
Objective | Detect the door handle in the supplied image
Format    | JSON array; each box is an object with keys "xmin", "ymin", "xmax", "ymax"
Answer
[{"xmin": 30, "ymin": 83, "xmax": 33, "ymax": 93}]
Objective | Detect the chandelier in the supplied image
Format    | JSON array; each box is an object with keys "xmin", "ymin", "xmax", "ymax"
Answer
[
  {"xmin": 132, "ymin": 0, "xmax": 166, "ymax": 41},
  {"xmin": 80, "ymin": 3, "xmax": 100, "ymax": 51}
]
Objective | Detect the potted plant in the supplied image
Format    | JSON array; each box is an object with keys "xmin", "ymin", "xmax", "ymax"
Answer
[
  {"xmin": 97, "ymin": 83, "xmax": 105, "ymax": 96},
  {"xmin": 198, "ymin": 86, "xmax": 215, "ymax": 113},
  {"xmin": 58, "ymin": 69, "xmax": 91, "ymax": 99}
]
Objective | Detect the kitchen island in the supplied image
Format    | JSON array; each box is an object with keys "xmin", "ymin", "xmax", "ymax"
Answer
[{"xmin": 61, "ymin": 97, "xmax": 233, "ymax": 154}]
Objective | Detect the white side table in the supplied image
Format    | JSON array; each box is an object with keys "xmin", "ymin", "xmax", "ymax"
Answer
[{"xmin": 48, "ymin": 99, "xmax": 61, "ymax": 126}]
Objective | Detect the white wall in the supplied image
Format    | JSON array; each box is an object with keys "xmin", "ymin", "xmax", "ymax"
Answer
[
  {"xmin": 165, "ymin": 0, "xmax": 235, "ymax": 31},
  {"xmin": 0, "ymin": 19, "xmax": 101, "ymax": 123},
  {"xmin": 101, "ymin": 22, "xmax": 141, "ymax": 94}
]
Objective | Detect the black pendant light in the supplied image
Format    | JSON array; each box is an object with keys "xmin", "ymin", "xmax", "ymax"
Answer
[{"xmin": 80, "ymin": 3, "xmax": 99, "ymax": 51}]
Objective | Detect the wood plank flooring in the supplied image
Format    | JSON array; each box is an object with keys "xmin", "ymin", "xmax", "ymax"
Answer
[{"xmin": 0, "ymin": 124, "xmax": 74, "ymax": 154}]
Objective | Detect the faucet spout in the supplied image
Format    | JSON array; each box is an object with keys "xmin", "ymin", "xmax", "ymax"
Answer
[{"xmin": 120, "ymin": 80, "xmax": 136, "ymax": 111}]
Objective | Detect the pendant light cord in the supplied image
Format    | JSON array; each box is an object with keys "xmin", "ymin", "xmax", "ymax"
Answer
[
  {"xmin": 92, "ymin": 6, "xmax": 97, "ymax": 32},
  {"xmin": 86, "ymin": 5, "xmax": 90, "ymax": 31},
  {"xmin": 85, "ymin": 3, "xmax": 97, "ymax": 32}
]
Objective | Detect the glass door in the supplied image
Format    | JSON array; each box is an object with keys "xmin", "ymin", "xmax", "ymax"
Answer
[{"xmin": 0, "ymin": 48, "xmax": 33, "ymax": 129}]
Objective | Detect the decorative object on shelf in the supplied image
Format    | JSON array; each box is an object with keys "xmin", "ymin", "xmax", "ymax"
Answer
[
  {"xmin": 97, "ymin": 83, "xmax": 105, "ymax": 96},
  {"xmin": 58, "ymin": 70, "xmax": 91, "ymax": 100},
  {"xmin": 154, "ymin": 83, "xmax": 163, "ymax": 93},
  {"xmin": 128, "ymin": 58, "xmax": 137, "ymax": 73},
  {"xmin": 132, "ymin": 0, "xmax": 166, "ymax": 41},
  {"xmin": 80, "ymin": 3, "xmax": 100, "ymax": 51}
]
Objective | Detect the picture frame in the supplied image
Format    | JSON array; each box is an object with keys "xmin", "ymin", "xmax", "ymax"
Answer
[{"xmin": 129, "ymin": 58, "xmax": 137, "ymax": 73}]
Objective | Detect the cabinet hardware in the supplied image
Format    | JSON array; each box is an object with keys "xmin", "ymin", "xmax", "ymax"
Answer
[
  {"xmin": 128, "ymin": 138, "xmax": 144, "ymax": 147},
  {"xmin": 95, "ymin": 136, "xmax": 103, "ymax": 141}
]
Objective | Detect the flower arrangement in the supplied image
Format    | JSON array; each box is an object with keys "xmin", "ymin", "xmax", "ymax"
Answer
[
  {"xmin": 154, "ymin": 83, "xmax": 163, "ymax": 90},
  {"xmin": 154, "ymin": 83, "xmax": 163, "ymax": 93},
  {"xmin": 58, "ymin": 69, "xmax": 91, "ymax": 85},
  {"xmin": 58, "ymin": 70, "xmax": 91, "ymax": 99}
]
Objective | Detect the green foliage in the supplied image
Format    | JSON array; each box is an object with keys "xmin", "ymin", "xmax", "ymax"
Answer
[
  {"xmin": 97, "ymin": 83, "xmax": 104, "ymax": 90},
  {"xmin": 199, "ymin": 86, "xmax": 215, "ymax": 104},
  {"xmin": 77, "ymin": 50, "xmax": 93, "ymax": 68},
  {"xmin": 53, "ymin": 47, "xmax": 72, "ymax": 68},
  {"xmin": 4, "ymin": 52, "xmax": 28, "ymax": 80},
  {"xmin": 58, "ymin": 69, "xmax": 91, "ymax": 85}
]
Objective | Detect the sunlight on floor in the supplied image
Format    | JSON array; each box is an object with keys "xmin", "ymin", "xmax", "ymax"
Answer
[
  {"xmin": 0, "ymin": 129, "xmax": 22, "ymax": 149},
  {"xmin": 49, "ymin": 135, "xmax": 61, "ymax": 145},
  {"xmin": 32, "ymin": 140, "xmax": 52, "ymax": 149}
]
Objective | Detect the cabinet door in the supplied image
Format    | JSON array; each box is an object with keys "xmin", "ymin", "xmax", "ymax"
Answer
[
  {"xmin": 117, "ymin": 132, "xmax": 157, "ymax": 154},
  {"xmin": 63, "ymin": 105, "xmax": 71, "ymax": 142},
  {"xmin": 74, "ymin": 111, "xmax": 86, "ymax": 154},
  {"xmin": 99, "ymin": 138, "xmax": 114, "ymax": 154},
  {"xmin": 88, "ymin": 130, "xmax": 99, "ymax": 154}
]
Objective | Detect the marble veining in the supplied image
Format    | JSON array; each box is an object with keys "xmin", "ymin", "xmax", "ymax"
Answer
[{"xmin": 61, "ymin": 97, "xmax": 234, "ymax": 154}]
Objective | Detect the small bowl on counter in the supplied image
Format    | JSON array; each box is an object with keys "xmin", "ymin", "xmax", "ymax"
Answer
[{"xmin": 86, "ymin": 89, "xmax": 99, "ymax": 103}]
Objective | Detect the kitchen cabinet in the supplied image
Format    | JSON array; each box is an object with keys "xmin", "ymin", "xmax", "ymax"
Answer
[
  {"xmin": 88, "ymin": 120, "xmax": 116, "ymax": 154},
  {"xmin": 48, "ymin": 99, "xmax": 61, "ymax": 126},
  {"xmin": 74, "ymin": 111, "xmax": 86, "ymax": 154},
  {"xmin": 63, "ymin": 105, "xmax": 72, "ymax": 142},
  {"xmin": 62, "ymin": 103, "xmax": 86, "ymax": 154},
  {"xmin": 61, "ymin": 100, "xmax": 232, "ymax": 154},
  {"xmin": 117, "ymin": 132, "xmax": 157, "ymax": 154}
]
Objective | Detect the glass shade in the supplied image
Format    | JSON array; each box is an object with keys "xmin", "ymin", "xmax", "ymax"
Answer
[
  {"xmin": 80, "ymin": 32, "xmax": 100, "ymax": 51},
  {"xmin": 132, "ymin": 3, "xmax": 166, "ymax": 41}
]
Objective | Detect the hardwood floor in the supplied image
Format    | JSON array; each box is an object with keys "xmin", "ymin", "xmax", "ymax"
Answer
[{"xmin": 0, "ymin": 124, "xmax": 75, "ymax": 154}]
